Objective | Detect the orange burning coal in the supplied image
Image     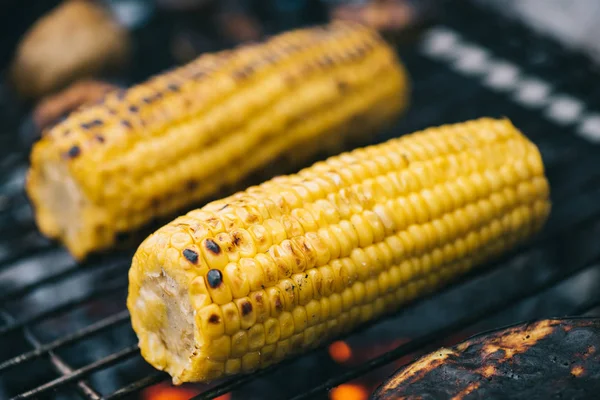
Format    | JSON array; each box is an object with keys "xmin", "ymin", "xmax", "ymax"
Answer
[
  {"xmin": 329, "ymin": 340, "xmax": 353, "ymax": 363},
  {"xmin": 330, "ymin": 384, "xmax": 369, "ymax": 400},
  {"xmin": 142, "ymin": 382, "xmax": 230, "ymax": 400}
]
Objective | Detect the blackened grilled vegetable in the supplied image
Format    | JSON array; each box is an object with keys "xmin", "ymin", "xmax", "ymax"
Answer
[{"xmin": 372, "ymin": 318, "xmax": 600, "ymax": 400}]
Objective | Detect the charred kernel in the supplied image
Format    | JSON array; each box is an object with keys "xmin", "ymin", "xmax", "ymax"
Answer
[
  {"xmin": 121, "ymin": 120, "xmax": 132, "ymax": 129},
  {"xmin": 82, "ymin": 119, "xmax": 103, "ymax": 129},
  {"xmin": 183, "ymin": 248, "xmax": 199, "ymax": 264},
  {"xmin": 94, "ymin": 135, "xmax": 105, "ymax": 143},
  {"xmin": 208, "ymin": 314, "xmax": 220, "ymax": 324},
  {"xmin": 186, "ymin": 180, "xmax": 198, "ymax": 190},
  {"xmin": 205, "ymin": 239, "xmax": 221, "ymax": 254},
  {"xmin": 65, "ymin": 145, "xmax": 81, "ymax": 159},
  {"xmin": 337, "ymin": 81, "xmax": 349, "ymax": 92},
  {"xmin": 241, "ymin": 301, "xmax": 253, "ymax": 316},
  {"xmin": 129, "ymin": 105, "xmax": 139, "ymax": 113},
  {"xmin": 207, "ymin": 269, "xmax": 224, "ymax": 288}
]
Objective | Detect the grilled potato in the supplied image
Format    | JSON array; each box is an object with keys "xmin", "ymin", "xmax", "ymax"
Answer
[{"xmin": 372, "ymin": 318, "xmax": 600, "ymax": 400}]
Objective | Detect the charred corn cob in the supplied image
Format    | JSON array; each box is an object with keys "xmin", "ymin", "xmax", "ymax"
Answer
[
  {"xmin": 127, "ymin": 118, "xmax": 551, "ymax": 384},
  {"xmin": 26, "ymin": 22, "xmax": 408, "ymax": 260}
]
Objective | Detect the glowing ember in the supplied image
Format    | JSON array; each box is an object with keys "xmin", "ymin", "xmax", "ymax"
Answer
[
  {"xmin": 330, "ymin": 383, "xmax": 369, "ymax": 400},
  {"xmin": 142, "ymin": 383, "xmax": 198, "ymax": 400},
  {"xmin": 142, "ymin": 383, "xmax": 231, "ymax": 400},
  {"xmin": 329, "ymin": 340, "xmax": 352, "ymax": 363}
]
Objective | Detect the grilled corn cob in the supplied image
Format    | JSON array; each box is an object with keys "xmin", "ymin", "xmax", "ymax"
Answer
[
  {"xmin": 127, "ymin": 118, "xmax": 551, "ymax": 384},
  {"xmin": 26, "ymin": 21, "xmax": 408, "ymax": 260}
]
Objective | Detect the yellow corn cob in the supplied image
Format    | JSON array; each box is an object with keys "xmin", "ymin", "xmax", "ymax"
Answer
[
  {"xmin": 127, "ymin": 118, "xmax": 551, "ymax": 384},
  {"xmin": 25, "ymin": 21, "xmax": 408, "ymax": 260}
]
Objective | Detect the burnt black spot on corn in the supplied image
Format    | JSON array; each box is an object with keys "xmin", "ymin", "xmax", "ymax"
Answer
[
  {"xmin": 205, "ymin": 239, "xmax": 221, "ymax": 255},
  {"xmin": 65, "ymin": 145, "xmax": 81, "ymax": 159},
  {"xmin": 208, "ymin": 314, "xmax": 220, "ymax": 324},
  {"xmin": 183, "ymin": 249, "xmax": 199, "ymax": 264},
  {"xmin": 372, "ymin": 318, "xmax": 600, "ymax": 400},
  {"xmin": 95, "ymin": 135, "xmax": 105, "ymax": 143},
  {"xmin": 26, "ymin": 21, "xmax": 409, "ymax": 260},
  {"xmin": 241, "ymin": 301, "xmax": 253, "ymax": 316},
  {"xmin": 207, "ymin": 269, "xmax": 223, "ymax": 288}
]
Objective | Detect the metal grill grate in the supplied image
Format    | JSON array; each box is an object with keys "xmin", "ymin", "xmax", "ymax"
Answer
[{"xmin": 2, "ymin": 2, "xmax": 600, "ymax": 399}]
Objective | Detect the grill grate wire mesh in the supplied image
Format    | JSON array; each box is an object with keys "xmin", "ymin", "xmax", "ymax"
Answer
[{"xmin": 2, "ymin": 1, "xmax": 600, "ymax": 399}]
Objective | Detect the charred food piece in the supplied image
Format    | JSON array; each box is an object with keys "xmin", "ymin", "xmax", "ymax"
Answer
[
  {"xmin": 10, "ymin": 0, "xmax": 130, "ymax": 100},
  {"xmin": 127, "ymin": 118, "xmax": 551, "ymax": 384},
  {"xmin": 34, "ymin": 80, "xmax": 120, "ymax": 133},
  {"xmin": 26, "ymin": 21, "xmax": 409, "ymax": 260},
  {"xmin": 372, "ymin": 318, "xmax": 600, "ymax": 400}
]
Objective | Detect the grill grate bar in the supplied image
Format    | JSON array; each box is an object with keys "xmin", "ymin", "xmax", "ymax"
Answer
[
  {"xmin": 0, "ymin": 310, "xmax": 101, "ymax": 400},
  {"xmin": 10, "ymin": 345, "xmax": 139, "ymax": 400},
  {"xmin": 286, "ymin": 259, "xmax": 600, "ymax": 400},
  {"xmin": 0, "ymin": 310, "xmax": 130, "ymax": 373},
  {"xmin": 103, "ymin": 372, "xmax": 166, "ymax": 400},
  {"xmin": 0, "ymin": 280, "xmax": 126, "ymax": 337},
  {"xmin": 0, "ymin": 258, "xmax": 128, "ymax": 305}
]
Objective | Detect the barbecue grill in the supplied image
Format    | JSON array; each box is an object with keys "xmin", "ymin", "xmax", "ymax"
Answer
[{"xmin": 2, "ymin": 1, "xmax": 600, "ymax": 399}]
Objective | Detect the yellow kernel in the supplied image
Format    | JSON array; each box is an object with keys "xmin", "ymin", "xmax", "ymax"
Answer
[
  {"xmin": 198, "ymin": 303, "xmax": 225, "ymax": 339},
  {"xmin": 250, "ymin": 290, "xmax": 269, "ymax": 323},
  {"xmin": 255, "ymin": 253, "xmax": 279, "ymax": 287},
  {"xmin": 292, "ymin": 208, "xmax": 319, "ymax": 233},
  {"xmin": 260, "ymin": 344, "xmax": 277, "ymax": 368},
  {"xmin": 235, "ymin": 297, "xmax": 256, "ymax": 330},
  {"xmin": 266, "ymin": 286, "xmax": 285, "ymax": 317},
  {"xmin": 306, "ymin": 268, "xmax": 324, "ymax": 299},
  {"xmin": 305, "ymin": 299, "xmax": 321, "ymax": 326},
  {"xmin": 292, "ymin": 306, "xmax": 308, "ymax": 333},
  {"xmin": 248, "ymin": 324, "xmax": 266, "ymax": 351},
  {"xmin": 268, "ymin": 243, "xmax": 294, "ymax": 278},
  {"xmin": 223, "ymin": 262, "xmax": 250, "ymax": 299},
  {"xmin": 341, "ymin": 287, "xmax": 354, "ymax": 310},
  {"xmin": 274, "ymin": 339, "xmax": 290, "ymax": 361},
  {"xmin": 229, "ymin": 228, "xmax": 256, "ymax": 258},
  {"xmin": 214, "ymin": 232, "xmax": 239, "ymax": 263},
  {"xmin": 221, "ymin": 302, "xmax": 241, "ymax": 335},
  {"xmin": 305, "ymin": 232, "xmax": 331, "ymax": 267},
  {"xmin": 278, "ymin": 278, "xmax": 298, "ymax": 309},
  {"xmin": 264, "ymin": 318, "xmax": 280, "ymax": 344},
  {"xmin": 241, "ymin": 352, "xmax": 261, "ymax": 372},
  {"xmin": 280, "ymin": 215, "xmax": 305, "ymax": 239},
  {"xmin": 200, "ymin": 237, "xmax": 229, "ymax": 270},
  {"xmin": 314, "ymin": 199, "xmax": 340, "ymax": 225},
  {"xmin": 206, "ymin": 271, "xmax": 233, "ymax": 305},
  {"xmin": 279, "ymin": 311, "xmax": 295, "ymax": 339},
  {"xmin": 350, "ymin": 248, "xmax": 370, "ymax": 282},
  {"xmin": 329, "ymin": 293, "xmax": 343, "ymax": 317},
  {"xmin": 248, "ymin": 224, "xmax": 272, "ymax": 253},
  {"xmin": 263, "ymin": 219, "xmax": 287, "ymax": 245},
  {"xmin": 292, "ymin": 273, "xmax": 314, "ymax": 306},
  {"xmin": 319, "ymin": 265, "xmax": 335, "ymax": 297},
  {"xmin": 351, "ymin": 213, "xmax": 374, "ymax": 248},
  {"xmin": 189, "ymin": 276, "xmax": 211, "ymax": 310},
  {"xmin": 231, "ymin": 331, "xmax": 248, "ymax": 358},
  {"xmin": 207, "ymin": 335, "xmax": 231, "ymax": 361},
  {"xmin": 225, "ymin": 359, "xmax": 241, "ymax": 375},
  {"xmin": 338, "ymin": 220, "xmax": 359, "ymax": 257}
]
